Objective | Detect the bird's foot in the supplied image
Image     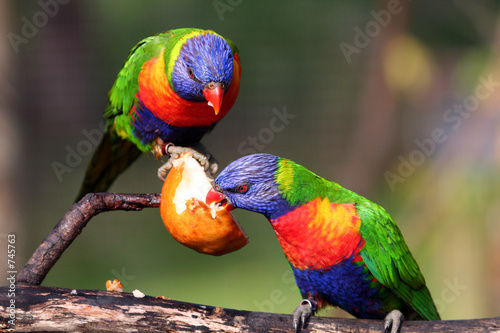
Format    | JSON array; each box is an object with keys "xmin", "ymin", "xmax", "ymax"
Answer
[
  {"xmin": 292, "ymin": 299, "xmax": 317, "ymax": 333},
  {"xmin": 189, "ymin": 142, "xmax": 218, "ymax": 176},
  {"xmin": 156, "ymin": 144, "xmax": 218, "ymax": 181},
  {"xmin": 384, "ymin": 309, "xmax": 405, "ymax": 333}
]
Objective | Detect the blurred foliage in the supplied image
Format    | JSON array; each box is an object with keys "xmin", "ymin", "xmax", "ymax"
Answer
[{"xmin": 2, "ymin": 0, "xmax": 500, "ymax": 321}]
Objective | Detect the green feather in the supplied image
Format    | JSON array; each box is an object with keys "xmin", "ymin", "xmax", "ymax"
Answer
[
  {"xmin": 105, "ymin": 34, "xmax": 165, "ymax": 120},
  {"xmin": 104, "ymin": 32, "xmax": 169, "ymax": 152},
  {"xmin": 357, "ymin": 204, "xmax": 440, "ymax": 320},
  {"xmin": 276, "ymin": 158, "xmax": 361, "ymax": 205}
]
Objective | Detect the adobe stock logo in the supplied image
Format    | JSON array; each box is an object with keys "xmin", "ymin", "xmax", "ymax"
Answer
[
  {"xmin": 433, "ymin": 277, "xmax": 467, "ymax": 314},
  {"xmin": 237, "ymin": 106, "xmax": 296, "ymax": 155},
  {"xmin": 253, "ymin": 269, "xmax": 297, "ymax": 313},
  {"xmin": 51, "ymin": 120, "xmax": 106, "ymax": 183},
  {"xmin": 385, "ymin": 75, "xmax": 499, "ymax": 192},
  {"xmin": 339, "ymin": 0, "xmax": 408, "ymax": 64},
  {"xmin": 213, "ymin": 0, "xmax": 242, "ymax": 21},
  {"xmin": 8, "ymin": 0, "xmax": 70, "ymax": 54}
]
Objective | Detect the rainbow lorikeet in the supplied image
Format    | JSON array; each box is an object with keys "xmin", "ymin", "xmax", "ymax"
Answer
[
  {"xmin": 206, "ymin": 153, "xmax": 440, "ymax": 332},
  {"xmin": 76, "ymin": 28, "xmax": 241, "ymax": 201}
]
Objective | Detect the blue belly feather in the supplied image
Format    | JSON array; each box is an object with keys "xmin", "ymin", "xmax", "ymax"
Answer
[
  {"xmin": 132, "ymin": 101, "xmax": 215, "ymax": 147},
  {"xmin": 291, "ymin": 254, "xmax": 398, "ymax": 319}
]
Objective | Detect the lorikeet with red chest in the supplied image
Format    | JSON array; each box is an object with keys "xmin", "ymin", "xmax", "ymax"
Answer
[
  {"xmin": 76, "ymin": 28, "xmax": 241, "ymax": 201},
  {"xmin": 206, "ymin": 153, "xmax": 440, "ymax": 333}
]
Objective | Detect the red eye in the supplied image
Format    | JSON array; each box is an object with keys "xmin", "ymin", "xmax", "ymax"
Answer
[
  {"xmin": 237, "ymin": 184, "xmax": 248, "ymax": 193},
  {"xmin": 187, "ymin": 67, "xmax": 195, "ymax": 78}
]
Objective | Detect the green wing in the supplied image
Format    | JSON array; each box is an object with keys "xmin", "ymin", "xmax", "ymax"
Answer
[
  {"xmin": 104, "ymin": 32, "xmax": 173, "ymax": 121},
  {"xmin": 357, "ymin": 202, "xmax": 440, "ymax": 320},
  {"xmin": 75, "ymin": 31, "xmax": 176, "ymax": 201}
]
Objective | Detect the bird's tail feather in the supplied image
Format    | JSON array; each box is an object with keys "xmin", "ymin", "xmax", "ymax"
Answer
[{"xmin": 75, "ymin": 130, "xmax": 142, "ymax": 202}]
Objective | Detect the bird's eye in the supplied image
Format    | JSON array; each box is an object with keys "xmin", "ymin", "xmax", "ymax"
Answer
[
  {"xmin": 237, "ymin": 184, "xmax": 250, "ymax": 193},
  {"xmin": 187, "ymin": 67, "xmax": 195, "ymax": 78},
  {"xmin": 214, "ymin": 184, "xmax": 222, "ymax": 192}
]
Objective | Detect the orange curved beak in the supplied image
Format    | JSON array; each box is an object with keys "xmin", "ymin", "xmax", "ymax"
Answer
[{"xmin": 203, "ymin": 82, "xmax": 224, "ymax": 115}]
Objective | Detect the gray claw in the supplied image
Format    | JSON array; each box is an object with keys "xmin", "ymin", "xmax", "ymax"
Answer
[
  {"xmin": 207, "ymin": 158, "xmax": 218, "ymax": 177},
  {"xmin": 167, "ymin": 146, "xmax": 209, "ymax": 166},
  {"xmin": 384, "ymin": 309, "xmax": 405, "ymax": 333},
  {"xmin": 292, "ymin": 299, "xmax": 317, "ymax": 332},
  {"xmin": 157, "ymin": 161, "xmax": 171, "ymax": 181},
  {"xmin": 190, "ymin": 142, "xmax": 218, "ymax": 177},
  {"xmin": 156, "ymin": 145, "xmax": 217, "ymax": 181}
]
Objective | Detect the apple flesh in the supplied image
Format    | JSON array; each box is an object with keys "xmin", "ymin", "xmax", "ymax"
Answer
[{"xmin": 160, "ymin": 152, "xmax": 248, "ymax": 256}]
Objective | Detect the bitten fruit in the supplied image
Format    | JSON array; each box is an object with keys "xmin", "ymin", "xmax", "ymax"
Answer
[{"xmin": 160, "ymin": 152, "xmax": 248, "ymax": 255}]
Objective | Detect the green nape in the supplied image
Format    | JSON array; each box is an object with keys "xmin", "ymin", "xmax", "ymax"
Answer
[{"xmin": 274, "ymin": 157, "xmax": 366, "ymax": 207}]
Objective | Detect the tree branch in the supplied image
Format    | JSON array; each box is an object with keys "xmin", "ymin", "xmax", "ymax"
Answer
[
  {"xmin": 16, "ymin": 192, "xmax": 161, "ymax": 286},
  {"xmin": 1, "ymin": 285, "xmax": 498, "ymax": 332}
]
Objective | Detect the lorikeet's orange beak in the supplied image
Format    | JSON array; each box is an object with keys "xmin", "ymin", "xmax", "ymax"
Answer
[
  {"xmin": 203, "ymin": 82, "xmax": 224, "ymax": 115},
  {"xmin": 206, "ymin": 187, "xmax": 235, "ymax": 211}
]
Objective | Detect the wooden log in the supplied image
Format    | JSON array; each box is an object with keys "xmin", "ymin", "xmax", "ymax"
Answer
[{"xmin": 0, "ymin": 285, "xmax": 499, "ymax": 332}]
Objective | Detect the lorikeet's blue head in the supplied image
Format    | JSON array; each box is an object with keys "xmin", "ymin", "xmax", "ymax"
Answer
[
  {"xmin": 172, "ymin": 32, "xmax": 234, "ymax": 114},
  {"xmin": 207, "ymin": 153, "xmax": 292, "ymax": 219}
]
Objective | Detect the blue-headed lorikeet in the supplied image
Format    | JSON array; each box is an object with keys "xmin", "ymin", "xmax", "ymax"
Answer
[
  {"xmin": 206, "ymin": 153, "xmax": 440, "ymax": 333},
  {"xmin": 76, "ymin": 28, "xmax": 241, "ymax": 201}
]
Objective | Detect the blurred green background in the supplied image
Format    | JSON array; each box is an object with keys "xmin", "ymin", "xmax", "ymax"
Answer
[{"xmin": 1, "ymin": 0, "xmax": 500, "ymax": 320}]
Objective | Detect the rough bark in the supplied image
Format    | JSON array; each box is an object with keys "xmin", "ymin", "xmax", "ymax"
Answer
[{"xmin": 1, "ymin": 285, "xmax": 499, "ymax": 333}]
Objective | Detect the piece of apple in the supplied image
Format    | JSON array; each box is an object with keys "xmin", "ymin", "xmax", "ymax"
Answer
[{"xmin": 160, "ymin": 152, "xmax": 248, "ymax": 256}]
